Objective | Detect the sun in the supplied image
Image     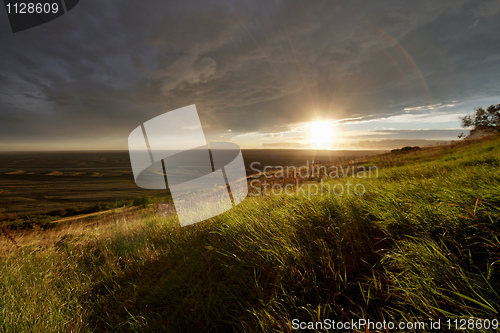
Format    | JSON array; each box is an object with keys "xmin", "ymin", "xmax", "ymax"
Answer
[{"xmin": 308, "ymin": 121, "xmax": 335, "ymax": 147}]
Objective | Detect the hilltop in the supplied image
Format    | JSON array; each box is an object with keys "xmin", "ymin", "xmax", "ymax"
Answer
[{"xmin": 1, "ymin": 134, "xmax": 499, "ymax": 332}]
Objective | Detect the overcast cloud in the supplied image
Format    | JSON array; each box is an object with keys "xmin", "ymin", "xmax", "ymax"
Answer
[{"xmin": 0, "ymin": 0, "xmax": 499, "ymax": 150}]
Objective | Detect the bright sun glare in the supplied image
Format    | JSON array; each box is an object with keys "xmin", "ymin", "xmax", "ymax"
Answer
[{"xmin": 308, "ymin": 121, "xmax": 335, "ymax": 148}]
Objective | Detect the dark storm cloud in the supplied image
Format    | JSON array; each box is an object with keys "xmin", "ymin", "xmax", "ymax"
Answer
[{"xmin": 0, "ymin": 0, "xmax": 499, "ymax": 149}]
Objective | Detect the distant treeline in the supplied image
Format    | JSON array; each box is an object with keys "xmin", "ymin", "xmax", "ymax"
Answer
[{"xmin": 390, "ymin": 146, "xmax": 421, "ymax": 154}]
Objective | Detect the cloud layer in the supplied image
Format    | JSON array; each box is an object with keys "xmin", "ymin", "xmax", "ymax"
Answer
[{"xmin": 0, "ymin": 0, "xmax": 499, "ymax": 149}]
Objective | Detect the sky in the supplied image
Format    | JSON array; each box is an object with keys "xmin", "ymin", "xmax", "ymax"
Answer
[{"xmin": 0, "ymin": 0, "xmax": 499, "ymax": 151}]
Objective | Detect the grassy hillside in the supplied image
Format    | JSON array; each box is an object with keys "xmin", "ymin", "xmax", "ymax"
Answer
[{"xmin": 1, "ymin": 136, "xmax": 499, "ymax": 332}]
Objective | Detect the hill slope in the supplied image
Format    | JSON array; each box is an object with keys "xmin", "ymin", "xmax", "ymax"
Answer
[{"xmin": 1, "ymin": 135, "xmax": 499, "ymax": 332}]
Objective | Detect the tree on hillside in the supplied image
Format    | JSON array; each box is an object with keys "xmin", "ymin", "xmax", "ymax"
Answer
[{"xmin": 460, "ymin": 103, "xmax": 500, "ymax": 133}]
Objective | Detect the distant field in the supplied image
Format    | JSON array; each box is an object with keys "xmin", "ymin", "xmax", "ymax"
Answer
[
  {"xmin": 0, "ymin": 149, "xmax": 385, "ymax": 218},
  {"xmin": 0, "ymin": 152, "xmax": 165, "ymax": 217},
  {"xmin": 241, "ymin": 149, "xmax": 386, "ymax": 170}
]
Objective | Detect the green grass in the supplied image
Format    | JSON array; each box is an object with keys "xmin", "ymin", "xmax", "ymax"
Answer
[{"xmin": 1, "ymin": 136, "xmax": 499, "ymax": 332}]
